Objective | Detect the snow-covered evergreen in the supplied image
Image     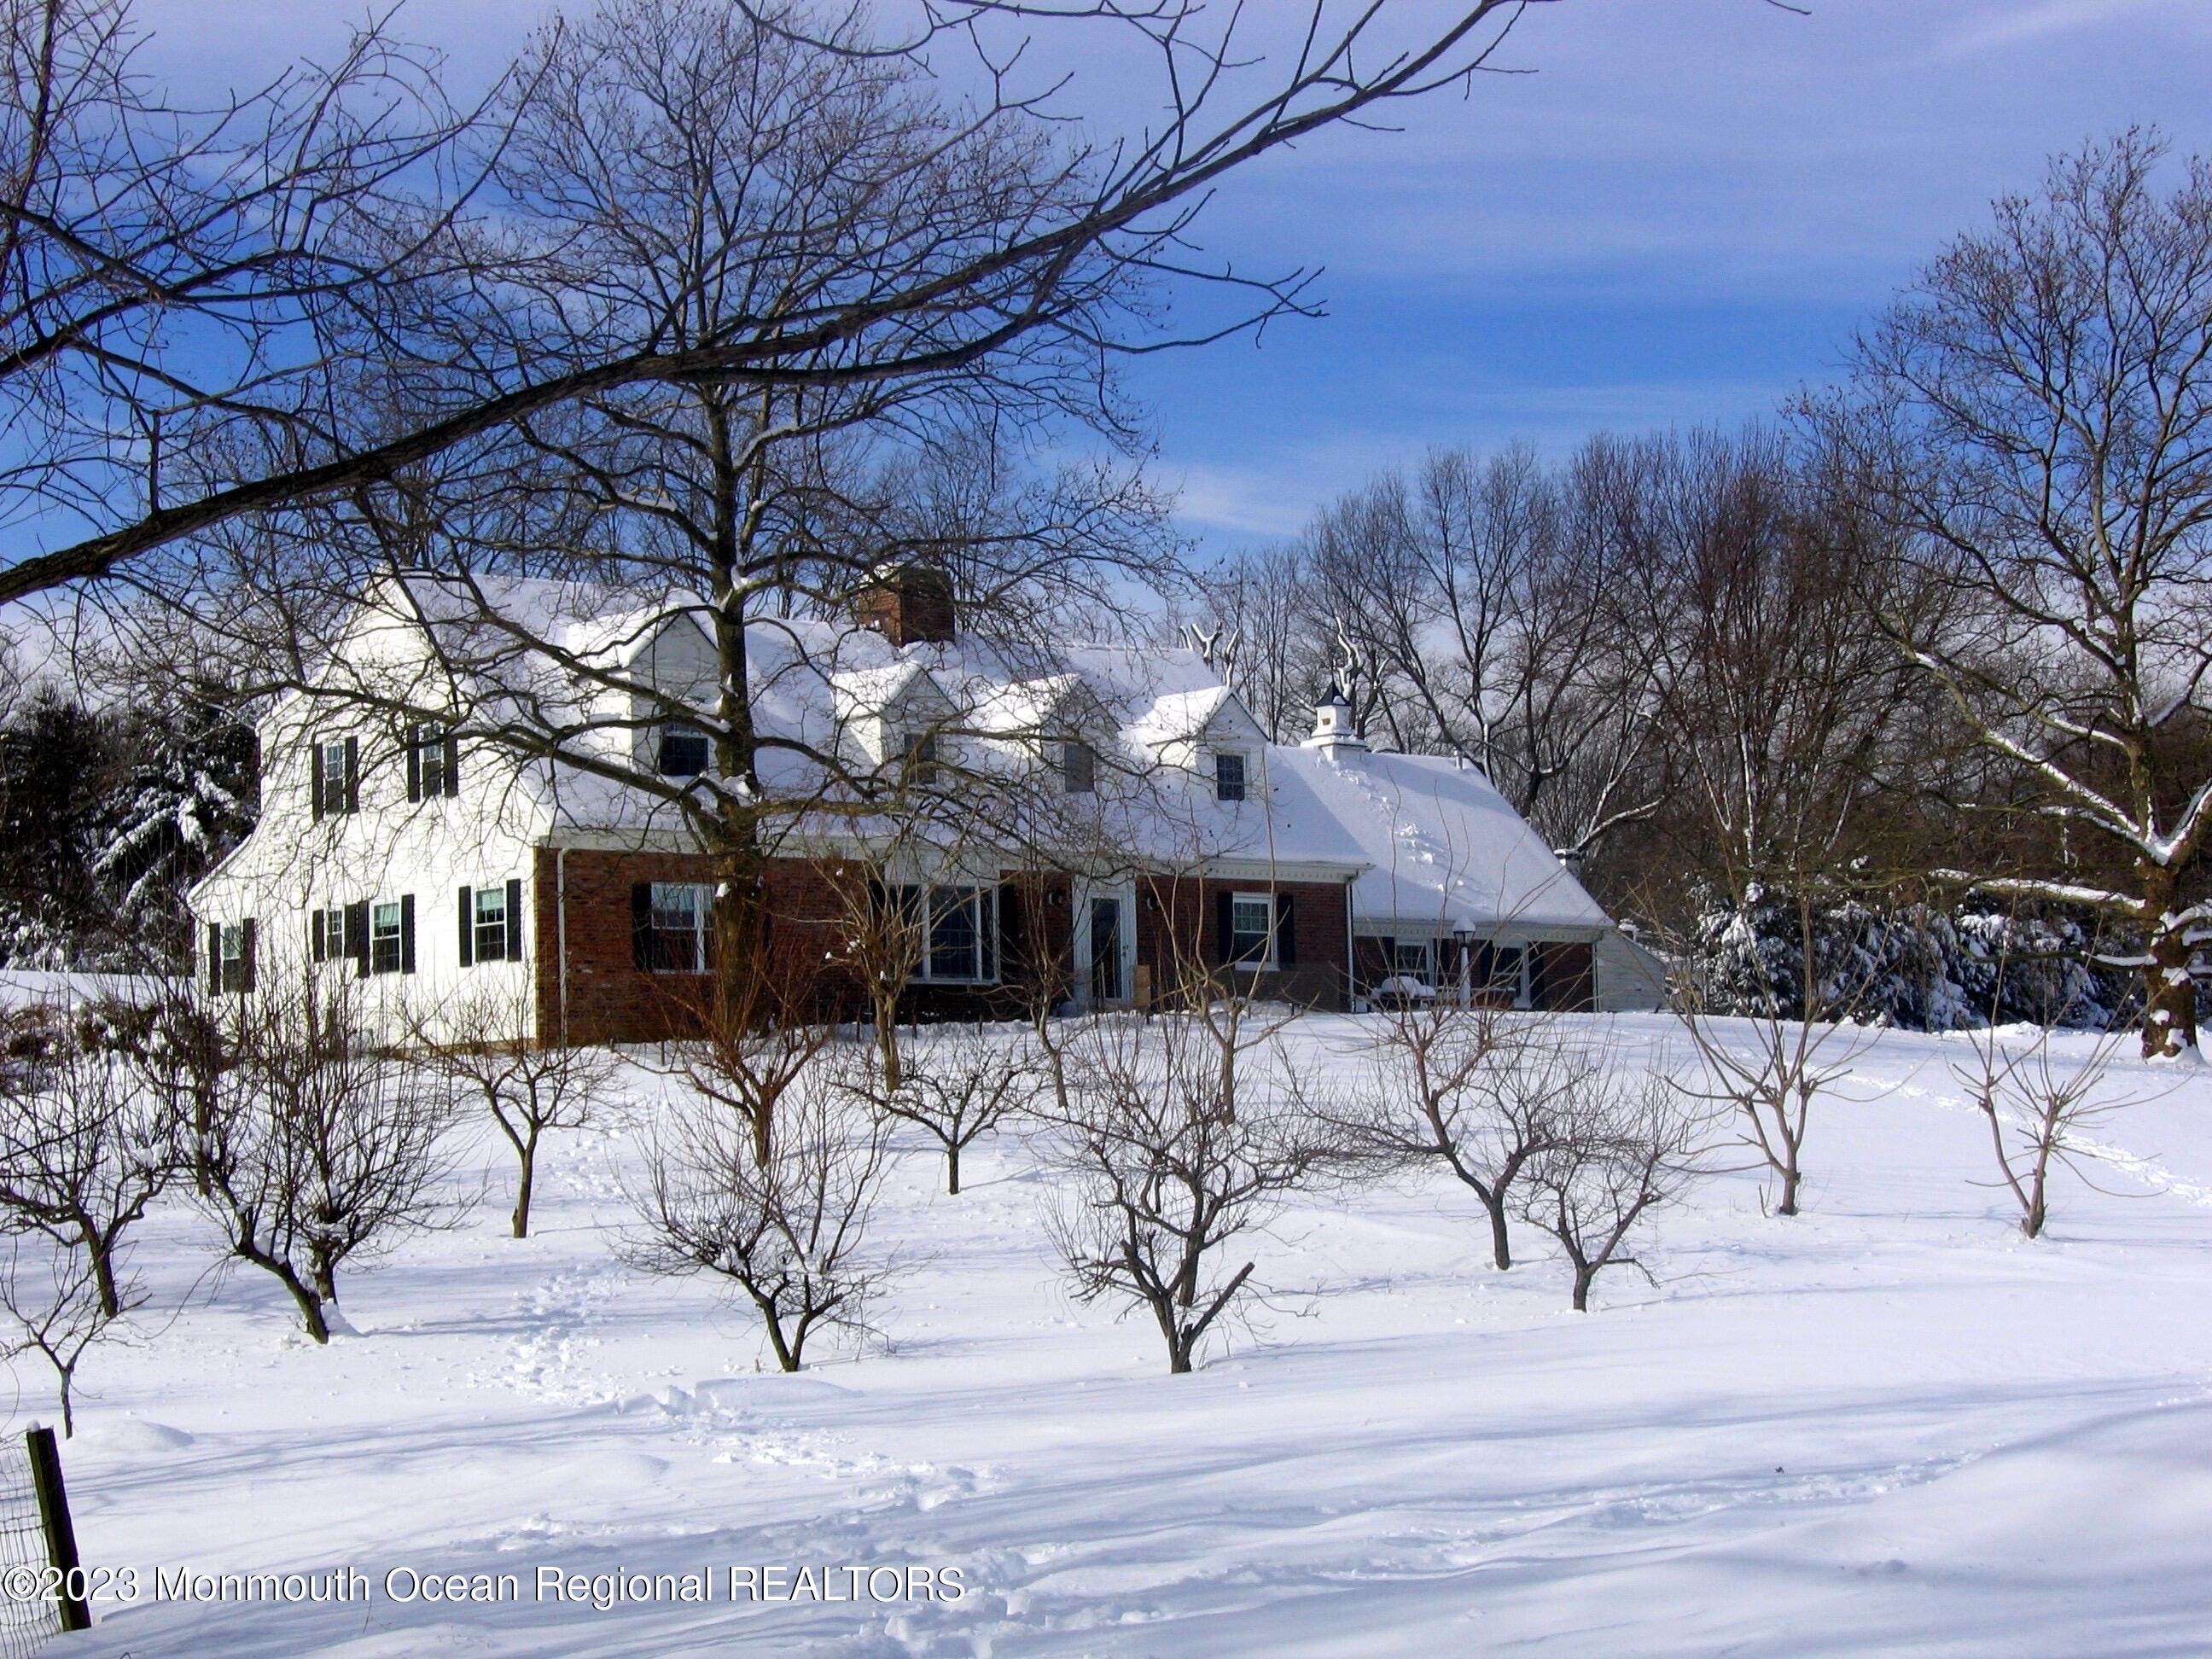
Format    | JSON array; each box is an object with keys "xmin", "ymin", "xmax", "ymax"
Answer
[{"xmin": 1688, "ymin": 887, "xmax": 2133, "ymax": 1031}]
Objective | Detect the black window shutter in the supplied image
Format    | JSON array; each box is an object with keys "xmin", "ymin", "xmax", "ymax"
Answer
[
  {"xmin": 445, "ymin": 734, "xmax": 461, "ymax": 797},
  {"xmin": 207, "ymin": 922, "xmax": 222, "ymax": 993},
  {"xmin": 632, "ymin": 882, "xmax": 652, "ymax": 970},
  {"xmin": 506, "ymin": 876, "xmax": 523, "ymax": 961},
  {"xmin": 1214, "ymin": 889, "xmax": 1233, "ymax": 964},
  {"xmin": 347, "ymin": 899, "xmax": 370, "ymax": 978},
  {"xmin": 399, "ymin": 894, "xmax": 416, "ymax": 974},
  {"xmin": 998, "ymin": 882, "xmax": 1026, "ymax": 978},
  {"xmin": 241, "ymin": 917, "xmax": 258, "ymax": 992},
  {"xmin": 311, "ymin": 910, "xmax": 326, "ymax": 963},
  {"xmin": 980, "ymin": 887, "xmax": 998, "ymax": 982},
  {"xmin": 457, "ymin": 884, "xmax": 474, "ymax": 967},
  {"xmin": 406, "ymin": 726, "xmax": 422, "ymax": 802},
  {"xmin": 311, "ymin": 743, "xmax": 324, "ymax": 823},
  {"xmin": 344, "ymin": 735, "xmax": 360, "ymax": 813},
  {"xmin": 1276, "ymin": 891, "xmax": 1296, "ymax": 967}
]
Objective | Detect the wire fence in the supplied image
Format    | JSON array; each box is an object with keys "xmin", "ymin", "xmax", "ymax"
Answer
[{"xmin": 0, "ymin": 1432, "xmax": 78, "ymax": 1657}]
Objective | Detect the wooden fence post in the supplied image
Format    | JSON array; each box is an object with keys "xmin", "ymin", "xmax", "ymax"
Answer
[{"xmin": 23, "ymin": 1429, "xmax": 86, "ymax": 1633}]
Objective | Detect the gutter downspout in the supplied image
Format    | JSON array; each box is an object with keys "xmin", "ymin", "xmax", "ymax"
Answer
[
  {"xmin": 1343, "ymin": 872, "xmax": 1357, "ymax": 1014},
  {"xmin": 556, "ymin": 846, "xmax": 571, "ymax": 1048}
]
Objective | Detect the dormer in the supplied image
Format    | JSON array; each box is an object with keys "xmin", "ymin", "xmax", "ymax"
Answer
[
  {"xmin": 1132, "ymin": 684, "xmax": 1269, "ymax": 800},
  {"xmin": 832, "ymin": 661, "xmax": 958, "ymax": 775},
  {"xmin": 975, "ymin": 673, "xmax": 1117, "ymax": 795},
  {"xmin": 609, "ymin": 608, "xmax": 719, "ymax": 776}
]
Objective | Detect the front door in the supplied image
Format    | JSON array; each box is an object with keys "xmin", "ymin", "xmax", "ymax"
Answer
[{"xmin": 1090, "ymin": 896, "xmax": 1124, "ymax": 1005}]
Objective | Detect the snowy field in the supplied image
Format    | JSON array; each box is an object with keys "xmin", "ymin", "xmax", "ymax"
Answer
[{"xmin": 33, "ymin": 1012, "xmax": 2212, "ymax": 1656}]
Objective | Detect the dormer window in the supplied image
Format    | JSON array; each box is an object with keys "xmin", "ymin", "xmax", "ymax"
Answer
[
  {"xmin": 902, "ymin": 729, "xmax": 939, "ymax": 785},
  {"xmin": 1061, "ymin": 738, "xmax": 1095, "ymax": 795},
  {"xmin": 1214, "ymin": 751, "xmax": 1247, "ymax": 803},
  {"xmin": 657, "ymin": 723, "xmax": 709, "ymax": 777}
]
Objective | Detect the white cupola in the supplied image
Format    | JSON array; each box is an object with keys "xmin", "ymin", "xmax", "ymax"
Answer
[{"xmin": 1302, "ymin": 678, "xmax": 1367, "ymax": 758}]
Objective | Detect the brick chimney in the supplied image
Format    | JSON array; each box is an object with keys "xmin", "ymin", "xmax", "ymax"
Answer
[{"xmin": 853, "ymin": 562, "xmax": 957, "ymax": 647}]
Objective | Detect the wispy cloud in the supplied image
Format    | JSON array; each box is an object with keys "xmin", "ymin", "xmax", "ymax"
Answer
[{"xmin": 1936, "ymin": 0, "xmax": 2206, "ymax": 58}]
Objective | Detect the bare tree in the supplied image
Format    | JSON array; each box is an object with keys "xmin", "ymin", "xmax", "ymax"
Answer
[
  {"xmin": 0, "ymin": 1000, "xmax": 174, "ymax": 1318},
  {"xmin": 16, "ymin": 0, "xmax": 1580, "ymax": 608},
  {"xmin": 1674, "ymin": 914, "xmax": 1874, "ymax": 1220},
  {"xmin": 1952, "ymin": 1012, "xmax": 2143, "ymax": 1239},
  {"xmin": 0, "ymin": 0, "xmax": 489, "ymax": 605},
  {"xmin": 824, "ymin": 856, "xmax": 930, "ymax": 1093},
  {"xmin": 662, "ymin": 946, "xmax": 837, "ymax": 1169},
  {"xmin": 197, "ymin": 984, "xmax": 462, "ymax": 1343},
  {"xmin": 0, "ymin": 1232, "xmax": 125, "ymax": 1436},
  {"xmin": 1829, "ymin": 131, "xmax": 2212, "ymax": 1056},
  {"xmin": 1330, "ymin": 998, "xmax": 1564, "ymax": 1271},
  {"xmin": 1515, "ymin": 1055, "xmax": 1708, "ymax": 1312},
  {"xmin": 413, "ymin": 983, "xmax": 624, "ymax": 1238},
  {"xmin": 1042, "ymin": 986, "xmax": 1338, "ymax": 1375},
  {"xmin": 853, "ymin": 1021, "xmax": 1036, "ymax": 1196},
  {"xmin": 626, "ymin": 1062, "xmax": 894, "ymax": 1371},
  {"xmin": 1297, "ymin": 441, "xmax": 1668, "ymax": 858}
]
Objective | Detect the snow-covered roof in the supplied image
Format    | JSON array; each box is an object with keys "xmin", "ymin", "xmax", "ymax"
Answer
[
  {"xmin": 1272, "ymin": 747, "xmax": 1609, "ymax": 933},
  {"xmin": 249, "ymin": 573, "xmax": 1615, "ymax": 930}
]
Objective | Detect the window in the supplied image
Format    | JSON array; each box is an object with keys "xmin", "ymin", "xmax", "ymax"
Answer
[
  {"xmin": 1393, "ymin": 939, "xmax": 1434, "ymax": 980},
  {"xmin": 370, "ymin": 901, "xmax": 405, "ymax": 975},
  {"xmin": 638, "ymin": 881, "xmax": 710, "ymax": 973},
  {"xmin": 217, "ymin": 921, "xmax": 253, "ymax": 994},
  {"xmin": 1473, "ymin": 942, "xmax": 1528, "ymax": 1005},
  {"xmin": 1061, "ymin": 739, "xmax": 1096, "ymax": 795},
  {"xmin": 312, "ymin": 735, "xmax": 356, "ymax": 818},
  {"xmin": 889, "ymin": 884, "xmax": 997, "ymax": 982},
  {"xmin": 461, "ymin": 880, "xmax": 521, "ymax": 965},
  {"xmin": 409, "ymin": 724, "xmax": 457, "ymax": 800},
  {"xmin": 902, "ymin": 729, "xmax": 939, "ymax": 785},
  {"xmin": 657, "ymin": 723, "xmax": 709, "ymax": 777},
  {"xmin": 1228, "ymin": 893, "xmax": 1275, "ymax": 969},
  {"xmin": 310, "ymin": 905, "xmax": 349, "ymax": 964},
  {"xmin": 1214, "ymin": 751, "xmax": 1247, "ymax": 802}
]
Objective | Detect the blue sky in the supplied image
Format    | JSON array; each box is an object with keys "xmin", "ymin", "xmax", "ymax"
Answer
[{"xmin": 137, "ymin": 0, "xmax": 2212, "ymax": 553}]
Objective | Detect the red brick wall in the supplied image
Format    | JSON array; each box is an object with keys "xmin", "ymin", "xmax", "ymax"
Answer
[
  {"xmin": 534, "ymin": 848, "xmax": 1079, "ymax": 1045},
  {"xmin": 1133, "ymin": 874, "xmax": 1350, "ymax": 1011}
]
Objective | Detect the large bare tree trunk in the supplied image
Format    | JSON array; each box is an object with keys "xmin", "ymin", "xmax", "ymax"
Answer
[{"xmin": 2142, "ymin": 865, "xmax": 2199, "ymax": 1059}]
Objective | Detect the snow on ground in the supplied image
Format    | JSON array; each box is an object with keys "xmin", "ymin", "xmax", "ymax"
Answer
[{"xmin": 34, "ymin": 1013, "xmax": 2212, "ymax": 1655}]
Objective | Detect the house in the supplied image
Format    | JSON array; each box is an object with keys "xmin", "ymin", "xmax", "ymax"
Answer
[{"xmin": 187, "ymin": 571, "xmax": 1664, "ymax": 1043}]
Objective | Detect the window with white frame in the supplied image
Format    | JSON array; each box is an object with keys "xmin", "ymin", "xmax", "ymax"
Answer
[
  {"xmin": 473, "ymin": 885, "xmax": 512, "ymax": 963},
  {"xmin": 643, "ymin": 882, "xmax": 711, "ymax": 973},
  {"xmin": 1473, "ymin": 942, "xmax": 1528, "ymax": 1004},
  {"xmin": 310, "ymin": 905, "xmax": 349, "ymax": 964},
  {"xmin": 410, "ymin": 723, "xmax": 457, "ymax": 799},
  {"xmin": 1214, "ymin": 750, "xmax": 1247, "ymax": 802},
  {"xmin": 315, "ymin": 736, "xmax": 353, "ymax": 817},
  {"xmin": 901, "ymin": 729, "xmax": 940, "ymax": 785},
  {"xmin": 888, "ymin": 884, "xmax": 996, "ymax": 982},
  {"xmin": 657, "ymin": 723, "xmax": 709, "ymax": 777},
  {"xmin": 218, "ymin": 922, "xmax": 251, "ymax": 993},
  {"xmin": 370, "ymin": 901, "xmax": 405, "ymax": 975},
  {"xmin": 1228, "ymin": 892, "xmax": 1275, "ymax": 969},
  {"xmin": 1392, "ymin": 939, "xmax": 1433, "ymax": 980}
]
